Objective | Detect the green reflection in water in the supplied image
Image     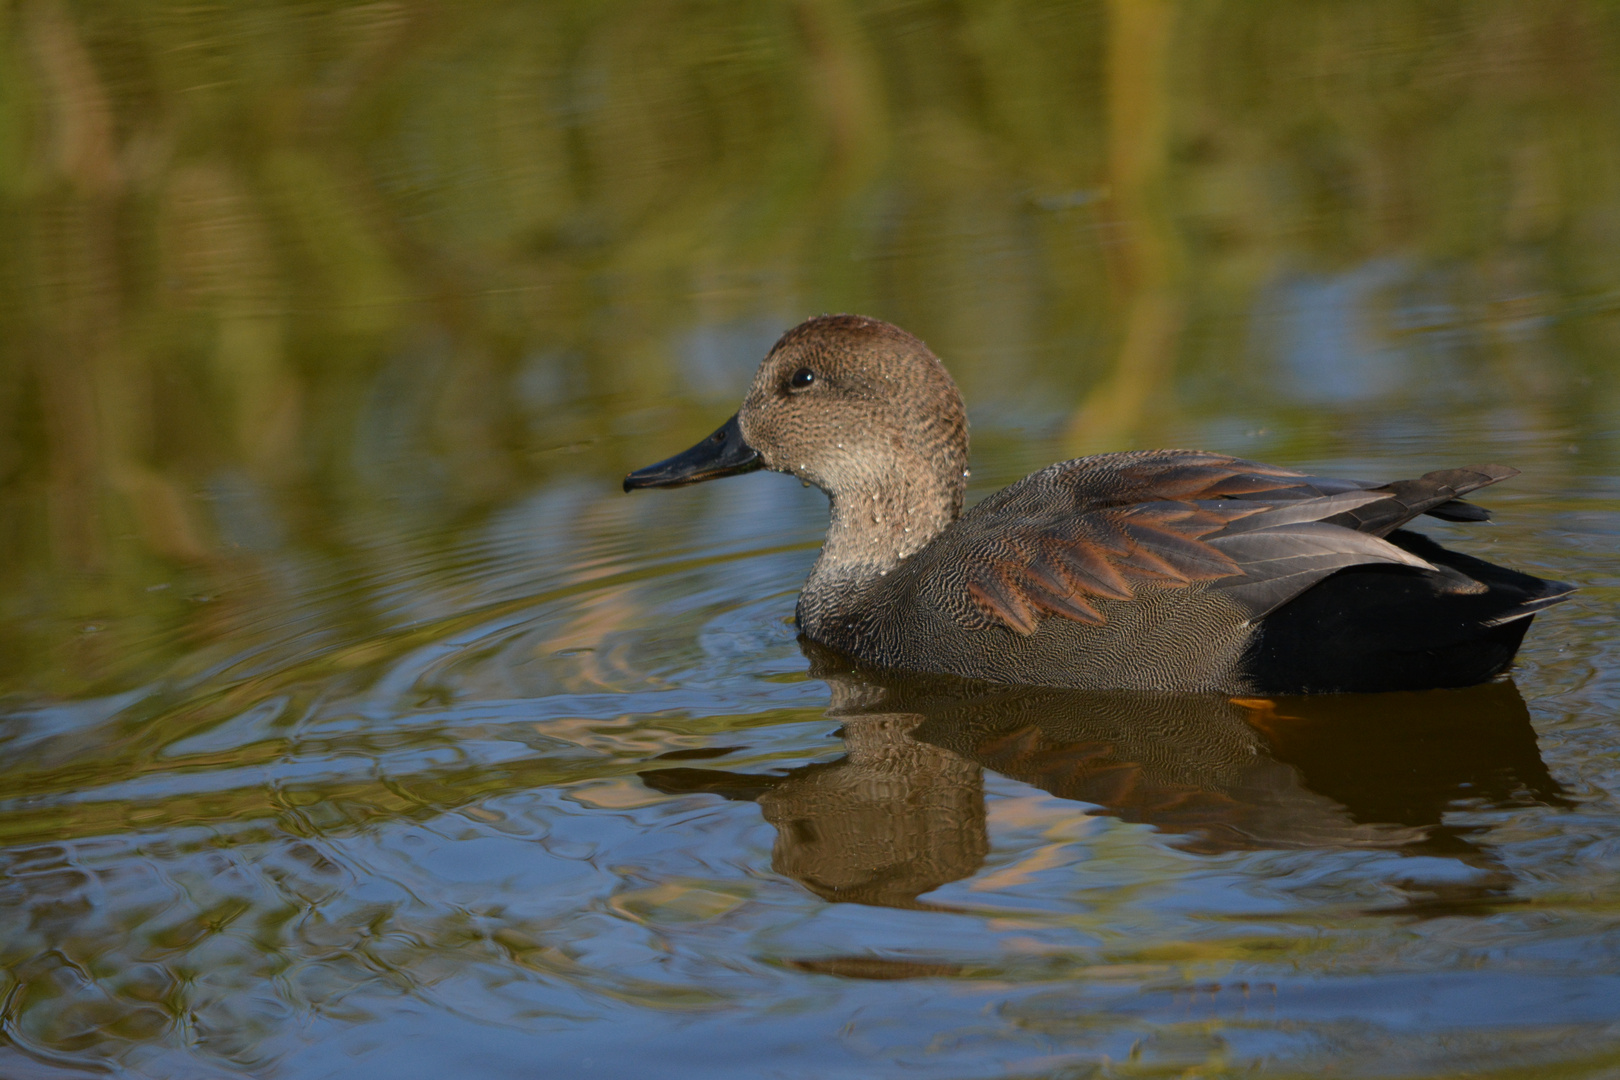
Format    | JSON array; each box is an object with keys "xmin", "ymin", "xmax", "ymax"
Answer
[
  {"xmin": 1, "ymin": 0, "xmax": 1616, "ymax": 698},
  {"xmin": 0, "ymin": 3, "xmax": 1617, "ymax": 1078}
]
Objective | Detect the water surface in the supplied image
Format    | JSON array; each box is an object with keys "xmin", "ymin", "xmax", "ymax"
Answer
[{"xmin": 2, "ymin": 4, "xmax": 1618, "ymax": 1077}]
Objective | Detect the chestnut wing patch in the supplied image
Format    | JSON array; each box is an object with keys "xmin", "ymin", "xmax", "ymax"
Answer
[
  {"xmin": 954, "ymin": 455, "xmax": 1509, "ymax": 636},
  {"xmin": 964, "ymin": 501, "xmax": 1261, "ymax": 635},
  {"xmin": 959, "ymin": 455, "xmax": 1316, "ymax": 635}
]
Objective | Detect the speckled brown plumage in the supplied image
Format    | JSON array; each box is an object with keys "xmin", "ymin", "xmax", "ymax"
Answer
[{"xmin": 625, "ymin": 314, "xmax": 1575, "ymax": 693}]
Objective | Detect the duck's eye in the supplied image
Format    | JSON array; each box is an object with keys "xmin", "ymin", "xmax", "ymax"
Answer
[{"xmin": 789, "ymin": 367, "xmax": 816, "ymax": 391}]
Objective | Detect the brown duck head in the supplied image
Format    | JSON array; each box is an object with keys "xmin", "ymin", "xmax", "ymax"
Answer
[{"xmin": 626, "ymin": 314, "xmax": 970, "ymax": 582}]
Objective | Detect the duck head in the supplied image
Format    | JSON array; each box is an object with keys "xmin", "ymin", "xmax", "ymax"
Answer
[{"xmin": 625, "ymin": 314, "xmax": 970, "ymax": 585}]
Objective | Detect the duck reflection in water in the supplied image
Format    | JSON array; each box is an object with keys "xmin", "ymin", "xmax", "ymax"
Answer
[{"xmin": 641, "ymin": 645, "xmax": 1567, "ymax": 912}]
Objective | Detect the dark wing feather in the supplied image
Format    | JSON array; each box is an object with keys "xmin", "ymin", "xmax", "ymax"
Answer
[
  {"xmin": 1317, "ymin": 465, "xmax": 1517, "ymax": 535},
  {"xmin": 955, "ymin": 454, "xmax": 1515, "ymax": 636},
  {"xmin": 1082, "ymin": 453, "xmax": 1338, "ymax": 506},
  {"xmin": 1074, "ymin": 453, "xmax": 1503, "ymax": 522}
]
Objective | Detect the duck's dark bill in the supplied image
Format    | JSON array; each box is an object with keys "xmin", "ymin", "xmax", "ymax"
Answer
[{"xmin": 623, "ymin": 413, "xmax": 763, "ymax": 492}]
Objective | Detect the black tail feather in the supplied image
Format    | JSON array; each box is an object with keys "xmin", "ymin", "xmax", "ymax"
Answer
[
  {"xmin": 1245, "ymin": 529, "xmax": 1574, "ymax": 694},
  {"xmin": 1425, "ymin": 498, "xmax": 1491, "ymax": 522}
]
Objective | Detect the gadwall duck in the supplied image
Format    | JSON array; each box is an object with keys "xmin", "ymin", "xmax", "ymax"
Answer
[{"xmin": 625, "ymin": 315, "xmax": 1573, "ymax": 694}]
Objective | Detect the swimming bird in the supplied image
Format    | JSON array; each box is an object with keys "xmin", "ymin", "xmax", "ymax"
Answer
[{"xmin": 624, "ymin": 315, "xmax": 1573, "ymax": 693}]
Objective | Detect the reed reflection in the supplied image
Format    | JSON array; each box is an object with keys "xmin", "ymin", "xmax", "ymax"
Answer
[
  {"xmin": 643, "ymin": 646, "xmax": 1566, "ymax": 910},
  {"xmin": 1, "ymin": 1, "xmax": 1615, "ymax": 703}
]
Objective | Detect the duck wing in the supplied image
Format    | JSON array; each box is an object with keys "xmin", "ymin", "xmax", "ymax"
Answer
[{"xmin": 955, "ymin": 452, "xmax": 1517, "ymax": 635}]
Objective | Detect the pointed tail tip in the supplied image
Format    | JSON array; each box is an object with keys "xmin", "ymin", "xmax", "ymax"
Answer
[
  {"xmin": 1417, "ymin": 463, "xmax": 1520, "ymax": 496},
  {"xmin": 1525, "ymin": 577, "xmax": 1578, "ymax": 609},
  {"xmin": 1472, "ymin": 463, "xmax": 1521, "ymax": 482},
  {"xmin": 1542, "ymin": 578, "xmax": 1579, "ymax": 601},
  {"xmin": 1420, "ymin": 463, "xmax": 1518, "ymax": 480},
  {"xmin": 1482, "ymin": 579, "xmax": 1578, "ymax": 627}
]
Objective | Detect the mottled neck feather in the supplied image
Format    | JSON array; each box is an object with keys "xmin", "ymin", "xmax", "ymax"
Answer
[{"xmin": 798, "ymin": 455, "xmax": 964, "ymax": 631}]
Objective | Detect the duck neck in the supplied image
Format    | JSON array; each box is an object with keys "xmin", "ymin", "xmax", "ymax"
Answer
[{"xmin": 799, "ymin": 467, "xmax": 963, "ymax": 626}]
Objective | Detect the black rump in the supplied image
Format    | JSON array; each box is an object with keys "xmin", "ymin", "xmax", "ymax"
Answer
[{"xmin": 1245, "ymin": 530, "xmax": 1575, "ymax": 694}]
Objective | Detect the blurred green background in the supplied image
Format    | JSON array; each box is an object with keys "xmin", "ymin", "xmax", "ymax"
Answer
[{"xmin": 2, "ymin": 0, "xmax": 1618, "ymax": 700}]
